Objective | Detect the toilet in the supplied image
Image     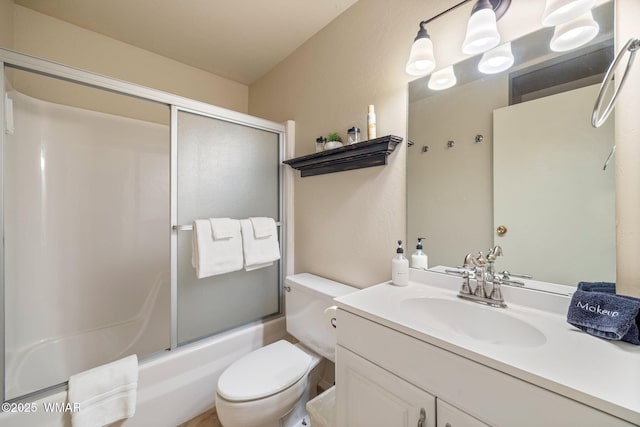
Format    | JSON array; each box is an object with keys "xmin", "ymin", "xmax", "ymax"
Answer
[{"xmin": 215, "ymin": 273, "xmax": 357, "ymax": 427}]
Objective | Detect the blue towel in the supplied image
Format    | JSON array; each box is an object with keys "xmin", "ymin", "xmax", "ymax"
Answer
[{"xmin": 567, "ymin": 282, "xmax": 640, "ymax": 345}]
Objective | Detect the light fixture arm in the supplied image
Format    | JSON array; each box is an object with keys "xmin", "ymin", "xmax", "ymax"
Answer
[{"xmin": 417, "ymin": 0, "xmax": 510, "ymax": 27}]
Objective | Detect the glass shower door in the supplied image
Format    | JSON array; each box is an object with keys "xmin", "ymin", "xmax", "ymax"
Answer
[
  {"xmin": 174, "ymin": 109, "xmax": 281, "ymax": 345},
  {"xmin": 3, "ymin": 69, "xmax": 171, "ymax": 400}
]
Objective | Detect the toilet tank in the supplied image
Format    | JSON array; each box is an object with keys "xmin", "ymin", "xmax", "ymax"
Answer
[{"xmin": 285, "ymin": 273, "xmax": 357, "ymax": 362}]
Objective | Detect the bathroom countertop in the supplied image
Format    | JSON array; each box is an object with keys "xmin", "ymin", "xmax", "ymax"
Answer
[{"xmin": 334, "ymin": 270, "xmax": 640, "ymax": 425}]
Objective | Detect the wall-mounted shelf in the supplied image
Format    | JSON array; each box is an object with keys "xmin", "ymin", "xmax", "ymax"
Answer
[{"xmin": 283, "ymin": 135, "xmax": 403, "ymax": 177}]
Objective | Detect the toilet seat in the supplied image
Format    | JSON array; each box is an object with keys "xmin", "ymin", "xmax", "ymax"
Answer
[{"xmin": 217, "ymin": 340, "xmax": 312, "ymax": 402}]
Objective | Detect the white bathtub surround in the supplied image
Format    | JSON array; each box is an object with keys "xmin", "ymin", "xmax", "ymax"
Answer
[
  {"xmin": 0, "ymin": 317, "xmax": 287, "ymax": 427},
  {"xmin": 4, "ymin": 89, "xmax": 170, "ymax": 400},
  {"xmin": 334, "ymin": 269, "xmax": 640, "ymax": 426},
  {"xmin": 68, "ymin": 354, "xmax": 138, "ymax": 427},
  {"xmin": 191, "ymin": 219, "xmax": 243, "ymax": 278},
  {"xmin": 240, "ymin": 218, "xmax": 280, "ymax": 271}
]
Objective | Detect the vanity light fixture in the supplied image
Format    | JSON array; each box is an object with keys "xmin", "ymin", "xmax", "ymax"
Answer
[
  {"xmin": 406, "ymin": 22, "xmax": 436, "ymax": 76},
  {"xmin": 406, "ymin": 0, "xmax": 511, "ymax": 77},
  {"xmin": 478, "ymin": 42, "xmax": 515, "ymax": 74},
  {"xmin": 549, "ymin": 11, "xmax": 599, "ymax": 52},
  {"xmin": 428, "ymin": 66, "xmax": 457, "ymax": 90},
  {"xmin": 542, "ymin": 0, "xmax": 596, "ymax": 27},
  {"xmin": 462, "ymin": 0, "xmax": 507, "ymax": 55}
]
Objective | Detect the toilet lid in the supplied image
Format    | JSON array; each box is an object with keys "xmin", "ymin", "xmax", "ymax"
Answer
[{"xmin": 217, "ymin": 340, "xmax": 312, "ymax": 402}]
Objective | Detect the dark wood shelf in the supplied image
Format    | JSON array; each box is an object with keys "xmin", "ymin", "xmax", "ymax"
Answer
[{"xmin": 283, "ymin": 135, "xmax": 403, "ymax": 177}]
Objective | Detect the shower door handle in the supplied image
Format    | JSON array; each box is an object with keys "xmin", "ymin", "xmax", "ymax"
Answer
[
  {"xmin": 172, "ymin": 224, "xmax": 193, "ymax": 231},
  {"xmin": 172, "ymin": 222, "xmax": 282, "ymax": 231}
]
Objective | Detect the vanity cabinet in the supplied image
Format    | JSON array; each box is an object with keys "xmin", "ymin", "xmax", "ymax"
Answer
[
  {"xmin": 336, "ymin": 346, "xmax": 488, "ymax": 427},
  {"xmin": 436, "ymin": 400, "xmax": 489, "ymax": 427},
  {"xmin": 336, "ymin": 346, "xmax": 436, "ymax": 427},
  {"xmin": 335, "ymin": 309, "xmax": 636, "ymax": 427}
]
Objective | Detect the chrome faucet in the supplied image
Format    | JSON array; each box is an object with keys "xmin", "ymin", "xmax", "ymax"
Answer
[
  {"xmin": 447, "ymin": 250, "xmax": 505, "ymax": 308},
  {"xmin": 445, "ymin": 248, "xmax": 528, "ymax": 308}
]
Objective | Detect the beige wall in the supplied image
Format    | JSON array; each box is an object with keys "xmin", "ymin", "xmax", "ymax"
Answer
[
  {"xmin": 615, "ymin": 0, "xmax": 640, "ymax": 297},
  {"xmin": 0, "ymin": 0, "xmax": 13, "ymax": 49},
  {"xmin": 249, "ymin": 1, "xmax": 420, "ymax": 288},
  {"xmin": 8, "ymin": 4, "xmax": 248, "ymax": 113}
]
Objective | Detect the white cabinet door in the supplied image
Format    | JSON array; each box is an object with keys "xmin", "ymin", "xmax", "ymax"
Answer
[
  {"xmin": 437, "ymin": 399, "xmax": 490, "ymax": 427},
  {"xmin": 336, "ymin": 346, "xmax": 436, "ymax": 427}
]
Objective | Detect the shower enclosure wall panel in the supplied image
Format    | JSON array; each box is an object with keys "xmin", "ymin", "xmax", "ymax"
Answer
[{"xmin": 4, "ymin": 88, "xmax": 171, "ymax": 399}]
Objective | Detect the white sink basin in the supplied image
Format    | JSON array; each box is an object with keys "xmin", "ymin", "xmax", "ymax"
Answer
[{"xmin": 400, "ymin": 297, "xmax": 547, "ymax": 347}]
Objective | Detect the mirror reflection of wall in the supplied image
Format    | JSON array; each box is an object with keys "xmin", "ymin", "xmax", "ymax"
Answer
[{"xmin": 407, "ymin": 1, "xmax": 614, "ymax": 287}]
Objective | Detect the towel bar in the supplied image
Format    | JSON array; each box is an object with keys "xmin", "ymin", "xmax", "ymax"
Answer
[
  {"xmin": 172, "ymin": 222, "xmax": 282, "ymax": 231},
  {"xmin": 591, "ymin": 37, "xmax": 640, "ymax": 128}
]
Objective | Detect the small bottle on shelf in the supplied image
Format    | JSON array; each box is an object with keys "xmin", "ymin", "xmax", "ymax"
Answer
[{"xmin": 367, "ymin": 105, "xmax": 377, "ymax": 140}]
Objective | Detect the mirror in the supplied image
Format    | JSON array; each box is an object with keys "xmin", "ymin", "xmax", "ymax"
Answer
[{"xmin": 407, "ymin": 1, "xmax": 615, "ymax": 287}]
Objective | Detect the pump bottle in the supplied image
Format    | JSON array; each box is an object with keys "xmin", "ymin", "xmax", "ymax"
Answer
[
  {"xmin": 410, "ymin": 237, "xmax": 428, "ymax": 270},
  {"xmin": 391, "ymin": 240, "xmax": 409, "ymax": 286}
]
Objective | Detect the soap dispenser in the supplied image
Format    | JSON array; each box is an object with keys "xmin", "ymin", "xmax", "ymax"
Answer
[
  {"xmin": 410, "ymin": 237, "xmax": 428, "ymax": 270},
  {"xmin": 392, "ymin": 240, "xmax": 409, "ymax": 286}
]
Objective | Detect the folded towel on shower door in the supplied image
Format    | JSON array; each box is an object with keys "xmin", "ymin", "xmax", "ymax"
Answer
[
  {"xmin": 240, "ymin": 218, "xmax": 280, "ymax": 271},
  {"xmin": 209, "ymin": 217, "xmax": 237, "ymax": 240},
  {"xmin": 192, "ymin": 218, "xmax": 243, "ymax": 278},
  {"xmin": 68, "ymin": 354, "xmax": 138, "ymax": 427},
  {"xmin": 249, "ymin": 216, "xmax": 274, "ymax": 239}
]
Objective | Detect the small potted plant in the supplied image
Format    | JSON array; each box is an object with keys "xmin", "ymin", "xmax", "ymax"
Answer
[{"xmin": 324, "ymin": 132, "xmax": 343, "ymax": 150}]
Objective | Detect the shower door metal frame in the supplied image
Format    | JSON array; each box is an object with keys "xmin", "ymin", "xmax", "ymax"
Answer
[
  {"xmin": 0, "ymin": 48, "xmax": 287, "ymax": 401},
  {"xmin": 0, "ymin": 58, "xmax": 6, "ymax": 405}
]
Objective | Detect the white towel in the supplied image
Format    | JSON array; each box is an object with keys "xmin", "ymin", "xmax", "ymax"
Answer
[
  {"xmin": 68, "ymin": 354, "xmax": 138, "ymax": 427},
  {"xmin": 240, "ymin": 218, "xmax": 280, "ymax": 271},
  {"xmin": 192, "ymin": 218, "xmax": 243, "ymax": 278},
  {"xmin": 210, "ymin": 217, "xmax": 236, "ymax": 240},
  {"xmin": 249, "ymin": 217, "xmax": 274, "ymax": 239}
]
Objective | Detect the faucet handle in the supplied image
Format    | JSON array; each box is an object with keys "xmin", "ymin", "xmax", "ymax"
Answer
[
  {"xmin": 489, "ymin": 275, "xmax": 504, "ymax": 302},
  {"xmin": 462, "ymin": 253, "xmax": 475, "ymax": 268},
  {"xmin": 460, "ymin": 271, "xmax": 473, "ymax": 294},
  {"xmin": 487, "ymin": 245, "xmax": 503, "ymax": 262},
  {"xmin": 446, "ymin": 269, "xmax": 473, "ymax": 294}
]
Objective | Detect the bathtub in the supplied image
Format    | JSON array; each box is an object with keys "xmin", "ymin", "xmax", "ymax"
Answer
[{"xmin": 0, "ymin": 316, "xmax": 287, "ymax": 427}]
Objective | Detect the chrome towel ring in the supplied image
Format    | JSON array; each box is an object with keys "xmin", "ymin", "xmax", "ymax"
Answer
[{"xmin": 592, "ymin": 37, "xmax": 640, "ymax": 128}]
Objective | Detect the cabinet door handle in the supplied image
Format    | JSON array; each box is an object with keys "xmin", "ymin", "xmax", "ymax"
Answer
[{"xmin": 417, "ymin": 408, "xmax": 426, "ymax": 427}]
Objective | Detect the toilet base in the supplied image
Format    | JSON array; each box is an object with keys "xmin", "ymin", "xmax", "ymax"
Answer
[
  {"xmin": 281, "ymin": 346, "xmax": 324, "ymax": 427},
  {"xmin": 216, "ymin": 343, "xmax": 325, "ymax": 427}
]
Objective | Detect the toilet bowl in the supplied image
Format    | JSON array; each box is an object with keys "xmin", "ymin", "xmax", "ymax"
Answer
[{"xmin": 215, "ymin": 273, "xmax": 357, "ymax": 427}]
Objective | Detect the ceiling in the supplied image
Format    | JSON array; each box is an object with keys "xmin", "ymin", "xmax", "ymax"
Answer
[{"xmin": 15, "ymin": 0, "xmax": 359, "ymax": 85}]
